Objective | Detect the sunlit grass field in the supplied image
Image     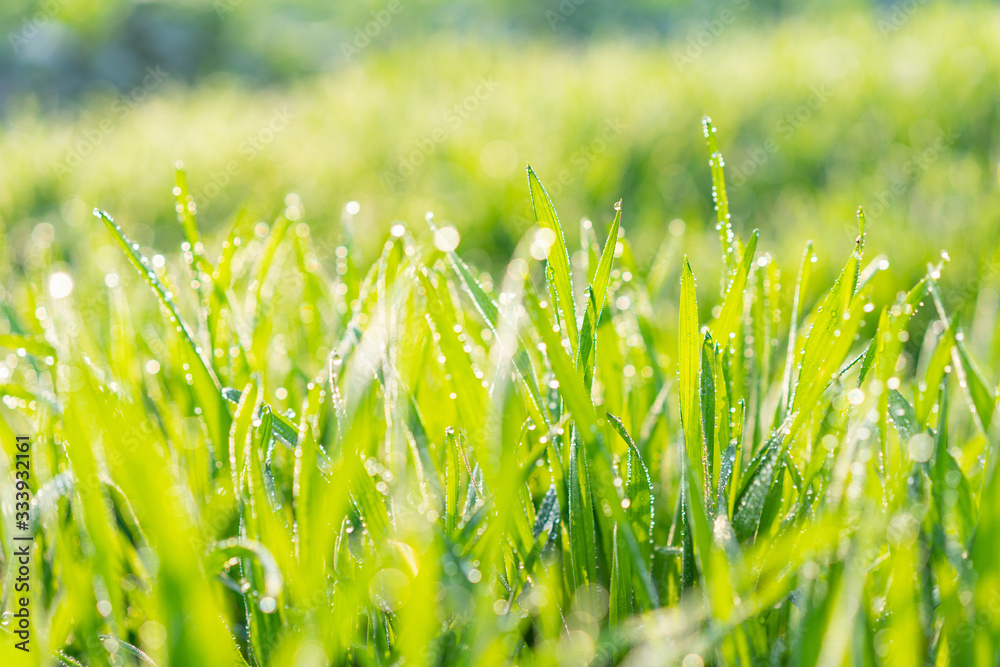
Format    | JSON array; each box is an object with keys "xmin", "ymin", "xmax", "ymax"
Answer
[
  {"xmin": 4, "ymin": 4, "xmax": 1000, "ymax": 666},
  {"xmin": 3, "ymin": 111, "xmax": 1000, "ymax": 663}
]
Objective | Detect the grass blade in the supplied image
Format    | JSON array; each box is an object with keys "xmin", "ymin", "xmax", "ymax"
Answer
[{"xmin": 528, "ymin": 165, "xmax": 579, "ymax": 357}]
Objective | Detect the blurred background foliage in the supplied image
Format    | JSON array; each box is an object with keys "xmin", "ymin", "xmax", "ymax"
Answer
[{"xmin": 1, "ymin": 0, "xmax": 999, "ymax": 331}]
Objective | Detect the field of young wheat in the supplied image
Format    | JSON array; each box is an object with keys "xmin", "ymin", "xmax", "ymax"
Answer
[{"xmin": 2, "ymin": 107, "xmax": 999, "ymax": 665}]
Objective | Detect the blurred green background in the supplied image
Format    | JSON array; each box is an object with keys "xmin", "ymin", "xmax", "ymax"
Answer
[{"xmin": 2, "ymin": 0, "xmax": 999, "ymax": 314}]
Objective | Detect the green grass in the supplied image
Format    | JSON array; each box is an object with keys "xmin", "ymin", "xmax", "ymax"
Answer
[{"xmin": 2, "ymin": 118, "xmax": 1000, "ymax": 665}]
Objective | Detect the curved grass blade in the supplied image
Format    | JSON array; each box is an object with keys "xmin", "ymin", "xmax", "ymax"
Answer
[
  {"xmin": 607, "ymin": 413, "xmax": 654, "ymax": 559},
  {"xmin": 438, "ymin": 243, "xmax": 546, "ymax": 423},
  {"xmin": 207, "ymin": 536, "xmax": 284, "ymax": 665},
  {"xmin": 97, "ymin": 635, "xmax": 159, "ymax": 666},
  {"xmin": 206, "ymin": 537, "xmax": 284, "ymax": 601},
  {"xmin": 95, "ymin": 209, "xmax": 219, "ymax": 391},
  {"xmin": 95, "ymin": 209, "xmax": 228, "ymax": 449}
]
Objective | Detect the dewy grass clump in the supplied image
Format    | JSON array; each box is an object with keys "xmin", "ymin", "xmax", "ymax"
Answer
[{"xmin": 2, "ymin": 121, "xmax": 998, "ymax": 665}]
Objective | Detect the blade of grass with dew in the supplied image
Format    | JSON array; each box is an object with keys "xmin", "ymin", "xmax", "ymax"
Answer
[
  {"xmin": 863, "ymin": 272, "xmax": 931, "ymax": 477},
  {"xmin": 607, "ymin": 414, "xmax": 656, "ymax": 604},
  {"xmin": 592, "ymin": 201, "xmax": 622, "ymax": 320},
  {"xmin": 701, "ymin": 335, "xmax": 717, "ymax": 496},
  {"xmin": 440, "ymin": 244, "xmax": 547, "ymax": 425},
  {"xmin": 72, "ymin": 351, "xmax": 239, "ymax": 664},
  {"xmin": 709, "ymin": 230, "xmax": 758, "ymax": 351},
  {"xmin": 790, "ymin": 212, "xmax": 868, "ymax": 422},
  {"xmin": 419, "ymin": 269, "xmax": 489, "ymax": 437},
  {"xmin": 779, "ymin": 242, "xmax": 816, "ymax": 420},
  {"xmin": 610, "ymin": 522, "xmax": 632, "ymax": 627},
  {"xmin": 527, "ymin": 165, "xmax": 579, "ymax": 357},
  {"xmin": 915, "ymin": 319, "xmax": 957, "ymax": 429},
  {"xmin": 702, "ymin": 116, "xmax": 741, "ymax": 286},
  {"xmin": 679, "ymin": 258, "xmax": 706, "ymax": 500},
  {"xmin": 526, "ymin": 285, "xmax": 659, "ymax": 607},
  {"xmin": 525, "ymin": 288, "xmax": 598, "ymax": 589},
  {"xmin": 95, "ymin": 209, "xmax": 228, "ymax": 446},
  {"xmin": 290, "ymin": 380, "xmax": 329, "ymax": 604},
  {"xmin": 676, "ymin": 257, "xmax": 738, "ymax": 616},
  {"xmin": 577, "ymin": 288, "xmax": 599, "ymax": 390}
]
